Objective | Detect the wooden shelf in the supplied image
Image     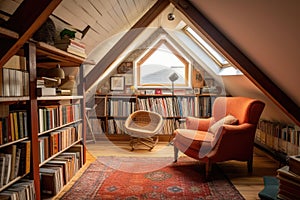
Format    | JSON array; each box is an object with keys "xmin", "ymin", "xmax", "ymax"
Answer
[
  {"xmin": 35, "ymin": 42, "xmax": 94, "ymax": 68},
  {"xmin": 0, "ymin": 174, "xmax": 28, "ymax": 193},
  {"xmin": 0, "ymin": 96, "xmax": 30, "ymax": 102},
  {"xmin": 37, "ymin": 95, "xmax": 83, "ymax": 101},
  {"xmin": 38, "ymin": 119, "xmax": 83, "ymax": 136},
  {"xmin": 0, "ymin": 137, "xmax": 30, "ymax": 149},
  {"xmin": 39, "ymin": 139, "xmax": 83, "ymax": 167},
  {"xmin": 0, "ymin": 27, "xmax": 19, "ymax": 39}
]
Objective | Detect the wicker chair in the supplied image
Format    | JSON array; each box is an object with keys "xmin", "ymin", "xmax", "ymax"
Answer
[{"xmin": 124, "ymin": 110, "xmax": 164, "ymax": 151}]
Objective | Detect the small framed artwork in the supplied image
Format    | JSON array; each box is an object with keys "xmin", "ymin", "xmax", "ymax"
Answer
[
  {"xmin": 124, "ymin": 74, "xmax": 133, "ymax": 85},
  {"xmin": 110, "ymin": 76, "xmax": 125, "ymax": 91}
]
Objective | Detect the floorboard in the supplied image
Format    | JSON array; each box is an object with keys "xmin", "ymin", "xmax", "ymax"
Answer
[{"xmin": 56, "ymin": 141, "xmax": 279, "ymax": 200}]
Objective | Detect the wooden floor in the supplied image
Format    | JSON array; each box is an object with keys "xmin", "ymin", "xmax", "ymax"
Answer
[{"xmin": 56, "ymin": 141, "xmax": 279, "ymax": 200}]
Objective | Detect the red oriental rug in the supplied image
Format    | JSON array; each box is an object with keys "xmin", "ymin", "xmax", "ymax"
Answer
[{"xmin": 60, "ymin": 156, "xmax": 245, "ymax": 200}]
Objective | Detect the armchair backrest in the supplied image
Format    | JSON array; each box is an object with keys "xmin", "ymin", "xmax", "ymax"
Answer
[{"xmin": 212, "ymin": 97, "xmax": 265, "ymax": 125}]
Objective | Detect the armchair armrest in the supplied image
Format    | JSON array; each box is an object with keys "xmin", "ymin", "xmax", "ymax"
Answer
[
  {"xmin": 221, "ymin": 123, "xmax": 254, "ymax": 133},
  {"xmin": 213, "ymin": 123, "xmax": 256, "ymax": 147},
  {"xmin": 186, "ymin": 116, "xmax": 212, "ymax": 131}
]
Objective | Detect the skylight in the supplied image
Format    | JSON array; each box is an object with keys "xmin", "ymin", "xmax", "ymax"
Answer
[{"xmin": 185, "ymin": 26, "xmax": 229, "ymax": 67}]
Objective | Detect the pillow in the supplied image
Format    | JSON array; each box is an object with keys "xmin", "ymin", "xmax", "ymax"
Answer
[{"xmin": 208, "ymin": 114, "xmax": 238, "ymax": 136}]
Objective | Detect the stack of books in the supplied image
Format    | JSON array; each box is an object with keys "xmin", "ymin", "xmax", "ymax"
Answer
[
  {"xmin": 277, "ymin": 155, "xmax": 300, "ymax": 199},
  {"xmin": 54, "ymin": 38, "xmax": 87, "ymax": 58},
  {"xmin": 36, "ymin": 79, "xmax": 56, "ymax": 96}
]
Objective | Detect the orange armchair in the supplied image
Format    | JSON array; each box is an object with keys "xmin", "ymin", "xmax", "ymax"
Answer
[{"xmin": 173, "ymin": 96, "xmax": 265, "ymax": 177}]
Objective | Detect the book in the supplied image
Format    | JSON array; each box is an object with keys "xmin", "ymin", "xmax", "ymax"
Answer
[
  {"xmin": 8, "ymin": 145, "xmax": 16, "ymax": 181},
  {"xmin": 7, "ymin": 185, "xmax": 27, "ymax": 200},
  {"xmin": 17, "ymin": 140, "xmax": 31, "ymax": 176},
  {"xmin": 2, "ymin": 68, "xmax": 10, "ymax": 96},
  {"xmin": 49, "ymin": 132, "xmax": 60, "ymax": 156},
  {"xmin": 0, "ymin": 156, "xmax": 5, "ymax": 187},
  {"xmin": 37, "ymin": 87, "xmax": 56, "ymax": 96},
  {"xmin": 8, "ymin": 69, "xmax": 15, "ymax": 96},
  {"xmin": 8, "ymin": 180, "xmax": 35, "ymax": 200},
  {"xmin": 67, "ymin": 144, "xmax": 84, "ymax": 167},
  {"xmin": 40, "ymin": 167, "xmax": 63, "ymax": 196},
  {"xmin": 13, "ymin": 148, "xmax": 21, "ymax": 179},
  {"xmin": 46, "ymin": 160, "xmax": 68, "ymax": 185},
  {"xmin": 54, "ymin": 38, "xmax": 86, "ymax": 49},
  {"xmin": 0, "ymin": 154, "xmax": 12, "ymax": 185}
]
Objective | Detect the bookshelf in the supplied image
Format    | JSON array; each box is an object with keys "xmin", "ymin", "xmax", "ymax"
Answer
[
  {"xmin": 255, "ymin": 119, "xmax": 300, "ymax": 165},
  {"xmin": 0, "ymin": 38, "xmax": 87, "ymax": 199},
  {"xmin": 94, "ymin": 93, "xmax": 218, "ymax": 140}
]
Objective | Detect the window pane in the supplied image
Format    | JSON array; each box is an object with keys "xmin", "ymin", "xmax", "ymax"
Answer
[
  {"xmin": 140, "ymin": 44, "xmax": 186, "ymax": 85},
  {"xmin": 186, "ymin": 27, "xmax": 229, "ymax": 66},
  {"xmin": 136, "ymin": 39, "xmax": 190, "ymax": 88}
]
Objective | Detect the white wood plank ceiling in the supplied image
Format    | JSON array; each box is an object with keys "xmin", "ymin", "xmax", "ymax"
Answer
[{"xmin": 52, "ymin": 0, "xmax": 158, "ymax": 54}]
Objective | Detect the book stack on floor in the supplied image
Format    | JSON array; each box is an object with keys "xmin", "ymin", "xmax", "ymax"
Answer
[
  {"xmin": 54, "ymin": 38, "xmax": 87, "ymax": 58},
  {"xmin": 277, "ymin": 155, "xmax": 300, "ymax": 199}
]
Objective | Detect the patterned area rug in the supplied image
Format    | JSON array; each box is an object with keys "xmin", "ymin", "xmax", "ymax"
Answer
[{"xmin": 60, "ymin": 156, "xmax": 245, "ymax": 200}]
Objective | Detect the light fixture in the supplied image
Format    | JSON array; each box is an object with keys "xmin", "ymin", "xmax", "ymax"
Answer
[
  {"xmin": 169, "ymin": 72, "xmax": 179, "ymax": 144},
  {"xmin": 169, "ymin": 72, "xmax": 178, "ymax": 113},
  {"xmin": 169, "ymin": 72, "xmax": 179, "ymax": 82},
  {"xmin": 167, "ymin": 6, "xmax": 176, "ymax": 21},
  {"xmin": 168, "ymin": 13, "xmax": 175, "ymax": 21}
]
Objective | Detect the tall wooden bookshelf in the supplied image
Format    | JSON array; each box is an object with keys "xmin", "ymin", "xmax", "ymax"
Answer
[
  {"xmin": 0, "ymin": 26, "xmax": 87, "ymax": 199},
  {"xmin": 94, "ymin": 93, "xmax": 218, "ymax": 140}
]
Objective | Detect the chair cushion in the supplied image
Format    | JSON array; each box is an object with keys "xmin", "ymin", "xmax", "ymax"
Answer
[
  {"xmin": 174, "ymin": 129, "xmax": 214, "ymax": 151},
  {"xmin": 208, "ymin": 114, "xmax": 238, "ymax": 136}
]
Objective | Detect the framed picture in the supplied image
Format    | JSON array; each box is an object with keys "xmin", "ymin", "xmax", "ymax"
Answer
[
  {"xmin": 124, "ymin": 74, "xmax": 133, "ymax": 85},
  {"xmin": 110, "ymin": 76, "xmax": 125, "ymax": 91}
]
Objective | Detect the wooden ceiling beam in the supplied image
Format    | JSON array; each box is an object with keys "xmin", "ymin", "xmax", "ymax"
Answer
[
  {"xmin": 170, "ymin": 0, "xmax": 300, "ymax": 125},
  {"xmin": 0, "ymin": 0, "xmax": 62, "ymax": 67},
  {"xmin": 84, "ymin": 0, "xmax": 170, "ymax": 90}
]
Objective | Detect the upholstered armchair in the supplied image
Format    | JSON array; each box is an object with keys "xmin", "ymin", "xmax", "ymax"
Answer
[{"xmin": 173, "ymin": 96, "xmax": 265, "ymax": 178}]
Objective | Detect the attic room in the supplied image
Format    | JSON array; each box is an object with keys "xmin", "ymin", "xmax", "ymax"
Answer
[{"xmin": 0, "ymin": 0, "xmax": 300, "ymax": 200}]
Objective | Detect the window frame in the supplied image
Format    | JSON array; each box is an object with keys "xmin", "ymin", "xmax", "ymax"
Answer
[
  {"xmin": 134, "ymin": 38, "xmax": 191, "ymax": 89},
  {"xmin": 184, "ymin": 26, "xmax": 230, "ymax": 67}
]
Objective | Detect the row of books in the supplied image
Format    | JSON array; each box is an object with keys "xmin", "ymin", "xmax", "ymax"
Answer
[
  {"xmin": 38, "ymin": 103, "xmax": 81, "ymax": 133},
  {"xmin": 0, "ymin": 141, "xmax": 31, "ymax": 189},
  {"xmin": 40, "ymin": 144, "xmax": 83, "ymax": 198},
  {"xmin": 0, "ymin": 68, "xmax": 29, "ymax": 97},
  {"xmin": 0, "ymin": 110, "xmax": 28, "ymax": 145},
  {"xmin": 107, "ymin": 99, "xmax": 136, "ymax": 117},
  {"xmin": 95, "ymin": 95, "xmax": 217, "ymax": 119},
  {"xmin": 0, "ymin": 179, "xmax": 35, "ymax": 200},
  {"xmin": 54, "ymin": 38, "xmax": 87, "ymax": 58},
  {"xmin": 198, "ymin": 96, "xmax": 216, "ymax": 117},
  {"xmin": 39, "ymin": 123, "xmax": 83, "ymax": 164},
  {"xmin": 137, "ymin": 96, "xmax": 197, "ymax": 118},
  {"xmin": 256, "ymin": 119, "xmax": 300, "ymax": 155}
]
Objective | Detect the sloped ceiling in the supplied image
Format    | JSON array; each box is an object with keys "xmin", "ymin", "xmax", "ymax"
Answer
[
  {"xmin": 0, "ymin": 0, "xmax": 299, "ymax": 125},
  {"xmin": 190, "ymin": 0, "xmax": 300, "ymax": 113}
]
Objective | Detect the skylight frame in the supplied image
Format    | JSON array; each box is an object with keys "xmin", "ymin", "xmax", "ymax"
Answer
[{"xmin": 184, "ymin": 26, "xmax": 230, "ymax": 67}]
